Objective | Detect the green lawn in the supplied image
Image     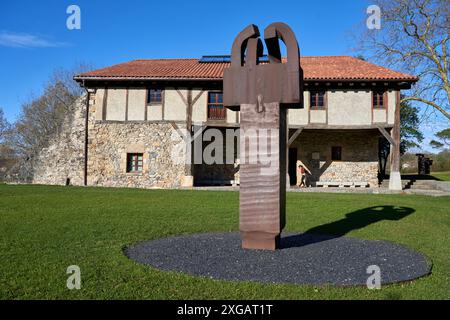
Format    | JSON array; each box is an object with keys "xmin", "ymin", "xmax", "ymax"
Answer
[
  {"xmin": 431, "ymin": 171, "xmax": 450, "ymax": 181},
  {"xmin": 0, "ymin": 184, "xmax": 449, "ymax": 300}
]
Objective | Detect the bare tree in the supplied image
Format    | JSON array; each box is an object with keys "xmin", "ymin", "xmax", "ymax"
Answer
[
  {"xmin": 358, "ymin": 0, "xmax": 450, "ymax": 120},
  {"xmin": 9, "ymin": 63, "xmax": 93, "ymax": 156},
  {"xmin": 0, "ymin": 107, "xmax": 10, "ymax": 142}
]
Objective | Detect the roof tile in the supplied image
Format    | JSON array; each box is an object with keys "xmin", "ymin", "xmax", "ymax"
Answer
[{"xmin": 75, "ymin": 56, "xmax": 418, "ymax": 82}]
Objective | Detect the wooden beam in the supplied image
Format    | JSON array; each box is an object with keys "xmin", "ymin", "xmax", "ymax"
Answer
[
  {"xmin": 187, "ymin": 90, "xmax": 204, "ymax": 136},
  {"xmin": 390, "ymin": 91, "xmax": 401, "ymax": 170},
  {"xmin": 289, "ymin": 124, "xmax": 394, "ymax": 130},
  {"xmin": 175, "ymin": 88, "xmax": 189, "ymax": 107},
  {"xmin": 186, "ymin": 90, "xmax": 193, "ymax": 134},
  {"xmin": 376, "ymin": 125, "xmax": 396, "ymax": 146},
  {"xmin": 124, "ymin": 88, "xmax": 129, "ymax": 121},
  {"xmin": 176, "ymin": 89, "xmax": 204, "ymax": 134},
  {"xmin": 170, "ymin": 121, "xmax": 186, "ymax": 139},
  {"xmin": 102, "ymin": 87, "xmax": 108, "ymax": 120},
  {"xmin": 388, "ymin": 91, "xmax": 402, "ymax": 190},
  {"xmin": 192, "ymin": 90, "xmax": 204, "ymax": 106},
  {"xmin": 288, "ymin": 128, "xmax": 303, "ymax": 146},
  {"xmin": 83, "ymin": 91, "xmax": 91, "ymax": 186}
]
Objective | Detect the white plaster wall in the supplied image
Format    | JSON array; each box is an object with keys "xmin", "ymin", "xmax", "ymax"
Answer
[
  {"xmin": 128, "ymin": 89, "xmax": 146, "ymax": 121},
  {"xmin": 147, "ymin": 104, "xmax": 163, "ymax": 120},
  {"xmin": 227, "ymin": 109, "xmax": 238, "ymax": 123},
  {"xmin": 310, "ymin": 110, "xmax": 327, "ymax": 123},
  {"xmin": 373, "ymin": 109, "xmax": 387, "ymax": 123},
  {"xmin": 288, "ymin": 108, "xmax": 308, "ymax": 125},
  {"xmin": 106, "ymin": 89, "xmax": 126, "ymax": 121},
  {"xmin": 95, "ymin": 87, "xmax": 385, "ymax": 127},
  {"xmin": 288, "ymin": 91, "xmax": 309, "ymax": 125},
  {"xmin": 328, "ymin": 91, "xmax": 371, "ymax": 126},
  {"xmin": 387, "ymin": 91, "xmax": 397, "ymax": 125},
  {"xmin": 95, "ymin": 89, "xmax": 105, "ymax": 121},
  {"xmin": 164, "ymin": 88, "xmax": 186, "ymax": 121},
  {"xmin": 192, "ymin": 90, "xmax": 207, "ymax": 123}
]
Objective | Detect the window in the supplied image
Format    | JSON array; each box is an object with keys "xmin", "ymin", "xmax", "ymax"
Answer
[
  {"xmin": 147, "ymin": 88, "xmax": 162, "ymax": 104},
  {"xmin": 310, "ymin": 91, "xmax": 326, "ymax": 110},
  {"xmin": 331, "ymin": 146, "xmax": 342, "ymax": 161},
  {"xmin": 373, "ymin": 91, "xmax": 386, "ymax": 109},
  {"xmin": 207, "ymin": 92, "xmax": 226, "ymax": 120},
  {"xmin": 126, "ymin": 153, "xmax": 143, "ymax": 173}
]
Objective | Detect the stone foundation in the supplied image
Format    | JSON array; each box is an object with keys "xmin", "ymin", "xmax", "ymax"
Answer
[{"xmin": 30, "ymin": 94, "xmax": 186, "ymax": 189}]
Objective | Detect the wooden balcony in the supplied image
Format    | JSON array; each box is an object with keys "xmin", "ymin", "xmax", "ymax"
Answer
[{"xmin": 207, "ymin": 105, "xmax": 226, "ymax": 121}]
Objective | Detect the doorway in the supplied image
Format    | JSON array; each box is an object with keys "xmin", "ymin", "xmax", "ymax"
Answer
[{"xmin": 288, "ymin": 148, "xmax": 298, "ymax": 186}]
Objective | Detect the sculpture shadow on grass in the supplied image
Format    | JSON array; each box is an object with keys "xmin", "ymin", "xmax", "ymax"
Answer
[{"xmin": 281, "ymin": 205, "xmax": 415, "ymax": 249}]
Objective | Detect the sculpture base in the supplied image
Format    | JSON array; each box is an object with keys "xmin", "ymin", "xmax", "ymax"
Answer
[
  {"xmin": 241, "ymin": 231, "xmax": 280, "ymax": 250},
  {"xmin": 126, "ymin": 232, "xmax": 432, "ymax": 286}
]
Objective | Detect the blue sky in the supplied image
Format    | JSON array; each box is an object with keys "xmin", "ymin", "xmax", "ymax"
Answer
[{"xmin": 0, "ymin": 0, "xmax": 446, "ymax": 150}]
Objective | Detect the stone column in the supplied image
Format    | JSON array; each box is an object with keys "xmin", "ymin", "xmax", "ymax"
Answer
[
  {"xmin": 239, "ymin": 102, "xmax": 286, "ymax": 250},
  {"xmin": 389, "ymin": 91, "xmax": 402, "ymax": 190}
]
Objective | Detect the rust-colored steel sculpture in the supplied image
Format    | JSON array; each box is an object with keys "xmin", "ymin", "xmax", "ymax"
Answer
[{"xmin": 224, "ymin": 22, "xmax": 304, "ymax": 250}]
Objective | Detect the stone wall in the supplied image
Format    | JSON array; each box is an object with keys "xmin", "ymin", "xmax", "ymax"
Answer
[
  {"xmin": 87, "ymin": 121, "xmax": 185, "ymax": 189},
  {"xmin": 291, "ymin": 129, "xmax": 380, "ymax": 187},
  {"xmin": 30, "ymin": 93, "xmax": 186, "ymax": 189},
  {"xmin": 31, "ymin": 96, "xmax": 87, "ymax": 186},
  {"xmin": 28, "ymin": 93, "xmax": 381, "ymax": 189}
]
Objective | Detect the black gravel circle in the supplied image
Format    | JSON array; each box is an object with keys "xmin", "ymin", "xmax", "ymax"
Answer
[{"xmin": 124, "ymin": 232, "xmax": 431, "ymax": 286}]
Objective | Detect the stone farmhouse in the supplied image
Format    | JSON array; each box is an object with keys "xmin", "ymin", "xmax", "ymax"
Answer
[{"xmin": 32, "ymin": 56, "xmax": 418, "ymax": 190}]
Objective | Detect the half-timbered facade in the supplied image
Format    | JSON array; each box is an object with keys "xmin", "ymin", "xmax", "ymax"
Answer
[{"xmin": 69, "ymin": 56, "xmax": 416, "ymax": 189}]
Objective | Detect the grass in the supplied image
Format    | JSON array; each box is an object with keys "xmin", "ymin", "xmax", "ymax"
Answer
[
  {"xmin": 431, "ymin": 171, "xmax": 450, "ymax": 181},
  {"xmin": 0, "ymin": 184, "xmax": 449, "ymax": 300}
]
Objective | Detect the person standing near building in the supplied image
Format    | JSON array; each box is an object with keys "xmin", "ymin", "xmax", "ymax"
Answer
[{"xmin": 297, "ymin": 161, "xmax": 311, "ymax": 188}]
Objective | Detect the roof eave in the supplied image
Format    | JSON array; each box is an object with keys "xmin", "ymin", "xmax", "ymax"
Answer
[{"xmin": 74, "ymin": 76, "xmax": 419, "ymax": 83}]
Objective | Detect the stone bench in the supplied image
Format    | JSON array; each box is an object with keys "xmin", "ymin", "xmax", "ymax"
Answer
[{"xmin": 316, "ymin": 181, "xmax": 369, "ymax": 188}]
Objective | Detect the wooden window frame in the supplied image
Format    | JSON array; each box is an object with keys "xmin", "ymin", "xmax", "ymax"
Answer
[
  {"xmin": 372, "ymin": 90, "xmax": 387, "ymax": 110},
  {"xmin": 126, "ymin": 153, "xmax": 144, "ymax": 173},
  {"xmin": 310, "ymin": 91, "xmax": 327, "ymax": 110},
  {"xmin": 146, "ymin": 88, "xmax": 163, "ymax": 105},
  {"xmin": 207, "ymin": 91, "xmax": 226, "ymax": 121},
  {"xmin": 331, "ymin": 146, "xmax": 342, "ymax": 161}
]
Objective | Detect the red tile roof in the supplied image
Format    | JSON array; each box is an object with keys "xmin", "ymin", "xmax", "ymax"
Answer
[{"xmin": 75, "ymin": 56, "xmax": 418, "ymax": 82}]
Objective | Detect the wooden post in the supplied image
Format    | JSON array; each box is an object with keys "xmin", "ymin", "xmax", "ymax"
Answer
[
  {"xmin": 185, "ymin": 90, "xmax": 193, "ymax": 177},
  {"xmin": 176, "ymin": 89, "xmax": 193, "ymax": 188},
  {"xmin": 240, "ymin": 103, "xmax": 286, "ymax": 250},
  {"xmin": 389, "ymin": 91, "xmax": 402, "ymax": 190},
  {"xmin": 83, "ymin": 90, "xmax": 90, "ymax": 186}
]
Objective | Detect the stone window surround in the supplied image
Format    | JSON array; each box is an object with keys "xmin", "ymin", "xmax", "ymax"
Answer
[
  {"xmin": 121, "ymin": 144, "xmax": 149, "ymax": 175},
  {"xmin": 126, "ymin": 153, "xmax": 144, "ymax": 173}
]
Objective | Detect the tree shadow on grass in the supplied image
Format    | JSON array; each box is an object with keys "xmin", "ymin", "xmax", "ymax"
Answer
[{"xmin": 281, "ymin": 205, "xmax": 415, "ymax": 249}]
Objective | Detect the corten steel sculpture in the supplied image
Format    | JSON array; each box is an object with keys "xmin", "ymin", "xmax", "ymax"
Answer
[{"xmin": 224, "ymin": 22, "xmax": 304, "ymax": 250}]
